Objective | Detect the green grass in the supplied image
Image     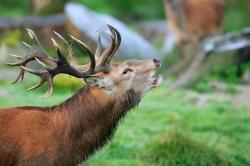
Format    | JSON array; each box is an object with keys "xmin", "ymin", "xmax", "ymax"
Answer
[
  {"xmin": 143, "ymin": 131, "xmax": 231, "ymax": 166},
  {"xmin": 0, "ymin": 80, "xmax": 250, "ymax": 166}
]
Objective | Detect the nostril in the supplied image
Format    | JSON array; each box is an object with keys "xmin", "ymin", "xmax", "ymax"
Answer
[
  {"xmin": 153, "ymin": 58, "xmax": 160, "ymax": 63},
  {"xmin": 153, "ymin": 58, "xmax": 161, "ymax": 67}
]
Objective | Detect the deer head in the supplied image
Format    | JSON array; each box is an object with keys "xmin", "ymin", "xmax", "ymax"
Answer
[{"xmin": 7, "ymin": 24, "xmax": 162, "ymax": 99}]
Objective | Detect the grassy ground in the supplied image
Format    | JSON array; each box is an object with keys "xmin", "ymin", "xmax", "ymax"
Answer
[{"xmin": 0, "ymin": 78, "xmax": 250, "ymax": 166}]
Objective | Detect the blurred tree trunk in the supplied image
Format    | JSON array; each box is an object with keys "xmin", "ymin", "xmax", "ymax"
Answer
[
  {"xmin": 170, "ymin": 45, "xmax": 208, "ymax": 89},
  {"xmin": 169, "ymin": 29, "xmax": 250, "ymax": 89},
  {"xmin": 0, "ymin": 15, "xmax": 65, "ymax": 30}
]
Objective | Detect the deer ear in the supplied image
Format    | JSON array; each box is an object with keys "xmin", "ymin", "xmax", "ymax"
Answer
[{"xmin": 85, "ymin": 76, "xmax": 113, "ymax": 89}]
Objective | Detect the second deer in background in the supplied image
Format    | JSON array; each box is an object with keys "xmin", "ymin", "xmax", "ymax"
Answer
[
  {"xmin": 164, "ymin": 0, "xmax": 225, "ymax": 58},
  {"xmin": 164, "ymin": 0, "xmax": 225, "ymax": 89}
]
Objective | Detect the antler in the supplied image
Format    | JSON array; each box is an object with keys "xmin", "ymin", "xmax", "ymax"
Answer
[
  {"xmin": 7, "ymin": 24, "xmax": 121, "ymax": 98},
  {"xmin": 68, "ymin": 24, "xmax": 121, "ymax": 73}
]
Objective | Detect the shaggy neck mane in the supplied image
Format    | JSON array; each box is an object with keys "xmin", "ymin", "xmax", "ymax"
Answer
[
  {"xmin": 50, "ymin": 87, "xmax": 141, "ymax": 164},
  {"xmin": 57, "ymin": 87, "xmax": 141, "ymax": 118}
]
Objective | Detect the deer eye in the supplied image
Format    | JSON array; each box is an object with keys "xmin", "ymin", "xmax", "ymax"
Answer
[{"xmin": 122, "ymin": 68, "xmax": 133, "ymax": 75}]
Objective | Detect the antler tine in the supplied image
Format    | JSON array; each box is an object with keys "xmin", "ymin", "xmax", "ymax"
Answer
[
  {"xmin": 53, "ymin": 31, "xmax": 74, "ymax": 61},
  {"xmin": 94, "ymin": 30, "xmax": 102, "ymax": 58},
  {"xmin": 22, "ymin": 41, "xmax": 32, "ymax": 49},
  {"xmin": 6, "ymin": 56, "xmax": 37, "ymax": 67},
  {"xmin": 106, "ymin": 24, "xmax": 121, "ymax": 64},
  {"xmin": 98, "ymin": 27, "xmax": 116, "ymax": 67},
  {"xmin": 7, "ymin": 54, "xmax": 56, "ymax": 83},
  {"xmin": 9, "ymin": 54, "xmax": 22, "ymax": 60},
  {"xmin": 35, "ymin": 57, "xmax": 54, "ymax": 70},
  {"xmin": 7, "ymin": 56, "xmax": 37, "ymax": 84},
  {"xmin": 20, "ymin": 66, "xmax": 46, "ymax": 76},
  {"xmin": 11, "ymin": 69, "xmax": 25, "ymax": 84},
  {"xmin": 26, "ymin": 28, "xmax": 47, "ymax": 54},
  {"xmin": 21, "ymin": 66, "xmax": 53, "ymax": 99},
  {"xmin": 68, "ymin": 35, "xmax": 96, "ymax": 74},
  {"xmin": 27, "ymin": 79, "xmax": 46, "ymax": 91},
  {"xmin": 41, "ymin": 77, "xmax": 53, "ymax": 99},
  {"xmin": 7, "ymin": 29, "xmax": 57, "ymax": 84}
]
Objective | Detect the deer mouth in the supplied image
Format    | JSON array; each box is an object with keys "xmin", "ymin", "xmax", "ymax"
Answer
[
  {"xmin": 150, "ymin": 75, "xmax": 163, "ymax": 87},
  {"xmin": 149, "ymin": 71, "xmax": 162, "ymax": 88}
]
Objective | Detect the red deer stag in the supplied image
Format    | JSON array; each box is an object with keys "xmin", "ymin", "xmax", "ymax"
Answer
[
  {"xmin": 0, "ymin": 25, "xmax": 162, "ymax": 166},
  {"xmin": 164, "ymin": 0, "xmax": 224, "ymax": 88},
  {"xmin": 164, "ymin": 0, "xmax": 225, "ymax": 57}
]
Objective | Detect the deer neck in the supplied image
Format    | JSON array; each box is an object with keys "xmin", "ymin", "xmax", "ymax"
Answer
[
  {"xmin": 58, "ymin": 87, "xmax": 141, "ymax": 123},
  {"xmin": 53, "ymin": 87, "xmax": 141, "ymax": 162}
]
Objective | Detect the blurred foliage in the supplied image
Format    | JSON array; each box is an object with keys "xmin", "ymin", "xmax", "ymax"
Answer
[
  {"xmin": 193, "ymin": 66, "xmax": 245, "ymax": 94},
  {"xmin": 224, "ymin": 0, "xmax": 250, "ymax": 32},
  {"xmin": 0, "ymin": 29, "xmax": 21, "ymax": 47},
  {"xmin": 210, "ymin": 65, "xmax": 241, "ymax": 84},
  {"xmin": 73, "ymin": 0, "xmax": 165, "ymax": 21},
  {"xmin": 53, "ymin": 74, "xmax": 83, "ymax": 90},
  {"xmin": 0, "ymin": 0, "xmax": 30, "ymax": 17},
  {"xmin": 192, "ymin": 55, "xmax": 250, "ymax": 92},
  {"xmin": 0, "ymin": 0, "xmax": 164, "ymax": 21}
]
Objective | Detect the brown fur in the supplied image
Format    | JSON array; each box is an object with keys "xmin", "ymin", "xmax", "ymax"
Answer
[
  {"xmin": 165, "ymin": 0, "xmax": 225, "ymax": 43},
  {"xmin": 0, "ymin": 87, "xmax": 141, "ymax": 166}
]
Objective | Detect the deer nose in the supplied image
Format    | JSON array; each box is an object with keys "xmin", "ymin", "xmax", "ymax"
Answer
[{"xmin": 153, "ymin": 58, "xmax": 161, "ymax": 68}]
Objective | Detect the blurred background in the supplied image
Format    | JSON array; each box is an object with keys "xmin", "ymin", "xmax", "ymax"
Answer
[{"xmin": 0, "ymin": 0, "xmax": 250, "ymax": 165}]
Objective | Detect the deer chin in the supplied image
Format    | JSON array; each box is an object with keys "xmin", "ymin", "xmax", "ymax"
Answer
[
  {"xmin": 140, "ymin": 74, "xmax": 162, "ymax": 97},
  {"xmin": 150, "ymin": 75, "xmax": 163, "ymax": 88},
  {"xmin": 149, "ymin": 69, "xmax": 162, "ymax": 88}
]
